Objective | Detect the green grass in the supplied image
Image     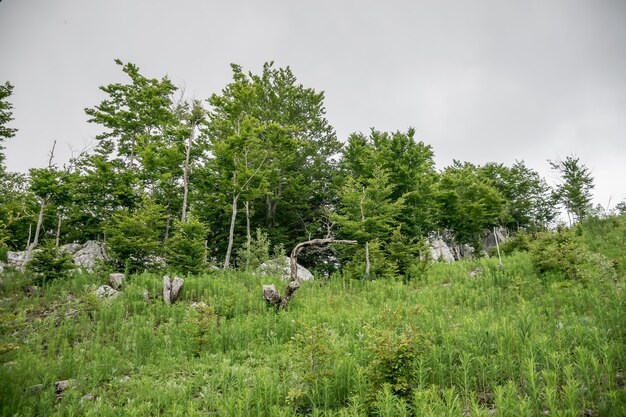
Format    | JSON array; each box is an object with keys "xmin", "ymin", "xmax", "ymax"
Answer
[{"xmin": 0, "ymin": 251, "xmax": 625, "ymax": 416}]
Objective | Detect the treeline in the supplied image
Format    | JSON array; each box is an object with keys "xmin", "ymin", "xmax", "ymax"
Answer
[{"xmin": 0, "ymin": 62, "xmax": 604, "ymax": 277}]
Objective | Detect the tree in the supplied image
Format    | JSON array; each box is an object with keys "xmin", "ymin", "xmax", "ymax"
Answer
[
  {"xmin": 334, "ymin": 169, "xmax": 404, "ymax": 278},
  {"xmin": 165, "ymin": 214, "xmax": 209, "ymax": 275},
  {"xmin": 105, "ymin": 196, "xmax": 166, "ymax": 273},
  {"xmin": 0, "ymin": 81, "xmax": 17, "ymax": 167},
  {"xmin": 480, "ymin": 161, "xmax": 557, "ymax": 231},
  {"xmin": 436, "ymin": 161, "xmax": 506, "ymax": 249},
  {"xmin": 549, "ymin": 156, "xmax": 595, "ymax": 224}
]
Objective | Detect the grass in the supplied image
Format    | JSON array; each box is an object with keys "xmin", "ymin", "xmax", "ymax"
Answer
[{"xmin": 0, "ymin": 248, "xmax": 625, "ymax": 415}]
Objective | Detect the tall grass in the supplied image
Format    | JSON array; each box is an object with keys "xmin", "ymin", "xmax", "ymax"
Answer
[{"xmin": 0, "ymin": 246, "xmax": 624, "ymax": 415}]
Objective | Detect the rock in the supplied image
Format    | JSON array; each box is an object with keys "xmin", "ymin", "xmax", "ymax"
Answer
[
  {"xmin": 469, "ymin": 266, "xmax": 483, "ymax": 277},
  {"xmin": 54, "ymin": 379, "xmax": 71, "ymax": 394},
  {"xmin": 73, "ymin": 241, "xmax": 109, "ymax": 271},
  {"xmin": 163, "ymin": 276, "xmax": 184, "ymax": 304},
  {"xmin": 451, "ymin": 243, "xmax": 475, "ymax": 261},
  {"xmin": 191, "ymin": 301, "xmax": 208, "ymax": 309},
  {"xmin": 484, "ymin": 227, "xmax": 507, "ymax": 251},
  {"xmin": 257, "ymin": 257, "xmax": 314, "ymax": 281},
  {"xmin": 108, "ymin": 273, "xmax": 124, "ymax": 290},
  {"xmin": 80, "ymin": 393, "xmax": 95, "ymax": 402},
  {"xmin": 60, "ymin": 243, "xmax": 82, "ymax": 254},
  {"xmin": 428, "ymin": 237, "xmax": 455, "ymax": 262},
  {"xmin": 7, "ymin": 250, "xmax": 31, "ymax": 269},
  {"xmin": 95, "ymin": 285, "xmax": 119, "ymax": 298},
  {"xmin": 143, "ymin": 289, "xmax": 151, "ymax": 303},
  {"xmin": 0, "ymin": 263, "xmax": 4, "ymax": 274}
]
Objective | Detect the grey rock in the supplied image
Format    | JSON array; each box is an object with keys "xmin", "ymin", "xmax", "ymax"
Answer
[
  {"xmin": 80, "ymin": 393, "xmax": 95, "ymax": 402},
  {"xmin": 451, "ymin": 243, "xmax": 475, "ymax": 261},
  {"xmin": 54, "ymin": 379, "xmax": 73, "ymax": 394},
  {"xmin": 60, "ymin": 243, "xmax": 82, "ymax": 254},
  {"xmin": 108, "ymin": 273, "xmax": 124, "ymax": 290},
  {"xmin": 95, "ymin": 285, "xmax": 119, "ymax": 298},
  {"xmin": 143, "ymin": 289, "xmax": 151, "ymax": 303},
  {"xmin": 428, "ymin": 237, "xmax": 455, "ymax": 262},
  {"xmin": 484, "ymin": 227, "xmax": 507, "ymax": 251},
  {"xmin": 7, "ymin": 250, "xmax": 31, "ymax": 269},
  {"xmin": 163, "ymin": 276, "xmax": 184, "ymax": 304},
  {"xmin": 73, "ymin": 241, "xmax": 109, "ymax": 272},
  {"xmin": 0, "ymin": 263, "xmax": 4, "ymax": 274},
  {"xmin": 257, "ymin": 256, "xmax": 314, "ymax": 281}
]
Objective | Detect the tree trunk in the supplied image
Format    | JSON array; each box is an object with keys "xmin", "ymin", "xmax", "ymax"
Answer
[
  {"xmin": 245, "ymin": 200, "xmax": 251, "ymax": 270},
  {"xmin": 164, "ymin": 215, "xmax": 171, "ymax": 241},
  {"xmin": 223, "ymin": 194, "xmax": 239, "ymax": 270},
  {"xmin": 262, "ymin": 238, "xmax": 357, "ymax": 309},
  {"xmin": 365, "ymin": 241, "xmax": 370, "ymax": 278},
  {"xmin": 55, "ymin": 213, "xmax": 63, "ymax": 247},
  {"xmin": 360, "ymin": 187, "xmax": 370, "ymax": 278},
  {"xmin": 181, "ymin": 121, "xmax": 196, "ymax": 223}
]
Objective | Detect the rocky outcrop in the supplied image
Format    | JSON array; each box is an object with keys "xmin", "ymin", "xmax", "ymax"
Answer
[
  {"xmin": 484, "ymin": 227, "xmax": 507, "ymax": 251},
  {"xmin": 70, "ymin": 241, "xmax": 109, "ymax": 271},
  {"xmin": 257, "ymin": 256, "xmax": 314, "ymax": 281},
  {"xmin": 428, "ymin": 236, "xmax": 455, "ymax": 262},
  {"xmin": 7, "ymin": 240, "xmax": 109, "ymax": 272},
  {"xmin": 163, "ymin": 276, "xmax": 184, "ymax": 304}
]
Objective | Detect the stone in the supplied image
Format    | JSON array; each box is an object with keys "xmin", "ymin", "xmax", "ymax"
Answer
[
  {"xmin": 7, "ymin": 250, "xmax": 30, "ymax": 270},
  {"xmin": 81, "ymin": 393, "xmax": 95, "ymax": 402},
  {"xmin": 257, "ymin": 256, "xmax": 314, "ymax": 281},
  {"xmin": 60, "ymin": 243, "xmax": 82, "ymax": 254},
  {"xmin": 108, "ymin": 273, "xmax": 124, "ymax": 290},
  {"xmin": 428, "ymin": 237, "xmax": 455, "ymax": 262},
  {"xmin": 163, "ymin": 276, "xmax": 184, "ymax": 304},
  {"xmin": 73, "ymin": 241, "xmax": 109, "ymax": 271},
  {"xmin": 95, "ymin": 285, "xmax": 119, "ymax": 298},
  {"xmin": 451, "ymin": 243, "xmax": 475, "ymax": 261},
  {"xmin": 484, "ymin": 227, "xmax": 507, "ymax": 251},
  {"xmin": 143, "ymin": 289, "xmax": 151, "ymax": 303},
  {"xmin": 0, "ymin": 263, "xmax": 4, "ymax": 274},
  {"xmin": 469, "ymin": 266, "xmax": 483, "ymax": 277}
]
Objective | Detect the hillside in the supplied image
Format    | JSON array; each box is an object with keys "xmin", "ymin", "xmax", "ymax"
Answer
[{"xmin": 1, "ymin": 218, "xmax": 625, "ymax": 416}]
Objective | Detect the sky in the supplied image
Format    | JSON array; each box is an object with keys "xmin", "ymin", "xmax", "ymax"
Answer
[{"xmin": 1, "ymin": 0, "xmax": 625, "ymax": 209}]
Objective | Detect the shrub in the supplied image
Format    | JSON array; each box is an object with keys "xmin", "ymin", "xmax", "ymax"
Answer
[
  {"xmin": 529, "ymin": 228, "xmax": 615, "ymax": 282},
  {"xmin": 26, "ymin": 242, "xmax": 75, "ymax": 284},
  {"xmin": 165, "ymin": 215, "xmax": 209, "ymax": 275},
  {"xmin": 499, "ymin": 231, "xmax": 533, "ymax": 255},
  {"xmin": 236, "ymin": 228, "xmax": 271, "ymax": 271}
]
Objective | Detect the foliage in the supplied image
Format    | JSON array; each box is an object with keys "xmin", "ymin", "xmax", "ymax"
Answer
[
  {"xmin": 104, "ymin": 196, "xmax": 166, "ymax": 273},
  {"xmin": 26, "ymin": 242, "xmax": 75, "ymax": 284},
  {"xmin": 165, "ymin": 215, "xmax": 209, "ymax": 275},
  {"xmin": 236, "ymin": 228, "xmax": 272, "ymax": 271},
  {"xmin": 529, "ymin": 227, "xmax": 615, "ymax": 282},
  {"xmin": 0, "ymin": 81, "xmax": 17, "ymax": 166},
  {"xmin": 549, "ymin": 155, "xmax": 595, "ymax": 223}
]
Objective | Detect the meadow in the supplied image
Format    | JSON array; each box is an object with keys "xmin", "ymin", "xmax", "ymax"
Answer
[{"xmin": 0, "ymin": 235, "xmax": 625, "ymax": 416}]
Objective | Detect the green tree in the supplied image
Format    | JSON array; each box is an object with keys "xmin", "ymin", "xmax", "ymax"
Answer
[
  {"xmin": 0, "ymin": 81, "xmax": 17, "ymax": 167},
  {"xmin": 549, "ymin": 155, "xmax": 595, "ymax": 224},
  {"xmin": 436, "ymin": 161, "xmax": 506, "ymax": 249},
  {"xmin": 105, "ymin": 196, "xmax": 166, "ymax": 273},
  {"xmin": 334, "ymin": 169, "xmax": 403, "ymax": 278},
  {"xmin": 165, "ymin": 214, "xmax": 209, "ymax": 275}
]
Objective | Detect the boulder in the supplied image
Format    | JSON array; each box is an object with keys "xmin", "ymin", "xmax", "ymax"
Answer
[
  {"xmin": 257, "ymin": 256, "xmax": 314, "ymax": 281},
  {"xmin": 95, "ymin": 285, "xmax": 119, "ymax": 298},
  {"xmin": 7, "ymin": 250, "xmax": 30, "ymax": 269},
  {"xmin": 108, "ymin": 273, "xmax": 124, "ymax": 290},
  {"xmin": 451, "ymin": 243, "xmax": 475, "ymax": 261},
  {"xmin": 73, "ymin": 241, "xmax": 109, "ymax": 271},
  {"xmin": 60, "ymin": 243, "xmax": 82, "ymax": 255},
  {"xmin": 163, "ymin": 276, "xmax": 184, "ymax": 304},
  {"xmin": 428, "ymin": 237, "xmax": 455, "ymax": 262},
  {"xmin": 484, "ymin": 227, "xmax": 507, "ymax": 251}
]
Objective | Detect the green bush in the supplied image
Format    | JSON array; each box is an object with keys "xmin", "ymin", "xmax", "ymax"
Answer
[
  {"xmin": 26, "ymin": 242, "xmax": 75, "ymax": 284},
  {"xmin": 499, "ymin": 230, "xmax": 533, "ymax": 255},
  {"xmin": 529, "ymin": 228, "xmax": 615, "ymax": 282},
  {"xmin": 165, "ymin": 214, "xmax": 209, "ymax": 275}
]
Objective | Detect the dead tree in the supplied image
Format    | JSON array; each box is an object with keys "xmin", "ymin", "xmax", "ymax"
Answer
[{"xmin": 262, "ymin": 238, "xmax": 357, "ymax": 309}]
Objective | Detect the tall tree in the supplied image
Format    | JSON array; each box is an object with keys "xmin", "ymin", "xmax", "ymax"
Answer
[
  {"xmin": 0, "ymin": 81, "xmax": 17, "ymax": 167},
  {"xmin": 549, "ymin": 155, "xmax": 595, "ymax": 224}
]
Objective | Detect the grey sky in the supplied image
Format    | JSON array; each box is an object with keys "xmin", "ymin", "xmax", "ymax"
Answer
[{"xmin": 1, "ymin": 0, "xmax": 625, "ymax": 209}]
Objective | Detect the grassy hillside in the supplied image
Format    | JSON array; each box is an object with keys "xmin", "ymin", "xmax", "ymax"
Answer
[{"xmin": 1, "ymin": 223, "xmax": 625, "ymax": 416}]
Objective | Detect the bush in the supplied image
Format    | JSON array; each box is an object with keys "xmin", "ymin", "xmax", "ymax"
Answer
[
  {"xmin": 166, "ymin": 215, "xmax": 209, "ymax": 275},
  {"xmin": 26, "ymin": 242, "xmax": 75, "ymax": 284},
  {"xmin": 499, "ymin": 231, "xmax": 533, "ymax": 255},
  {"xmin": 529, "ymin": 228, "xmax": 615, "ymax": 282}
]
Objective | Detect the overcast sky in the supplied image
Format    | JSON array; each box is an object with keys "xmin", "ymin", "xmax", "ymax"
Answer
[{"xmin": 1, "ymin": 0, "xmax": 625, "ymax": 209}]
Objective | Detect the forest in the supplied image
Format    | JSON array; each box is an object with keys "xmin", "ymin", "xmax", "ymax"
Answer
[{"xmin": 0, "ymin": 62, "xmax": 624, "ymax": 416}]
